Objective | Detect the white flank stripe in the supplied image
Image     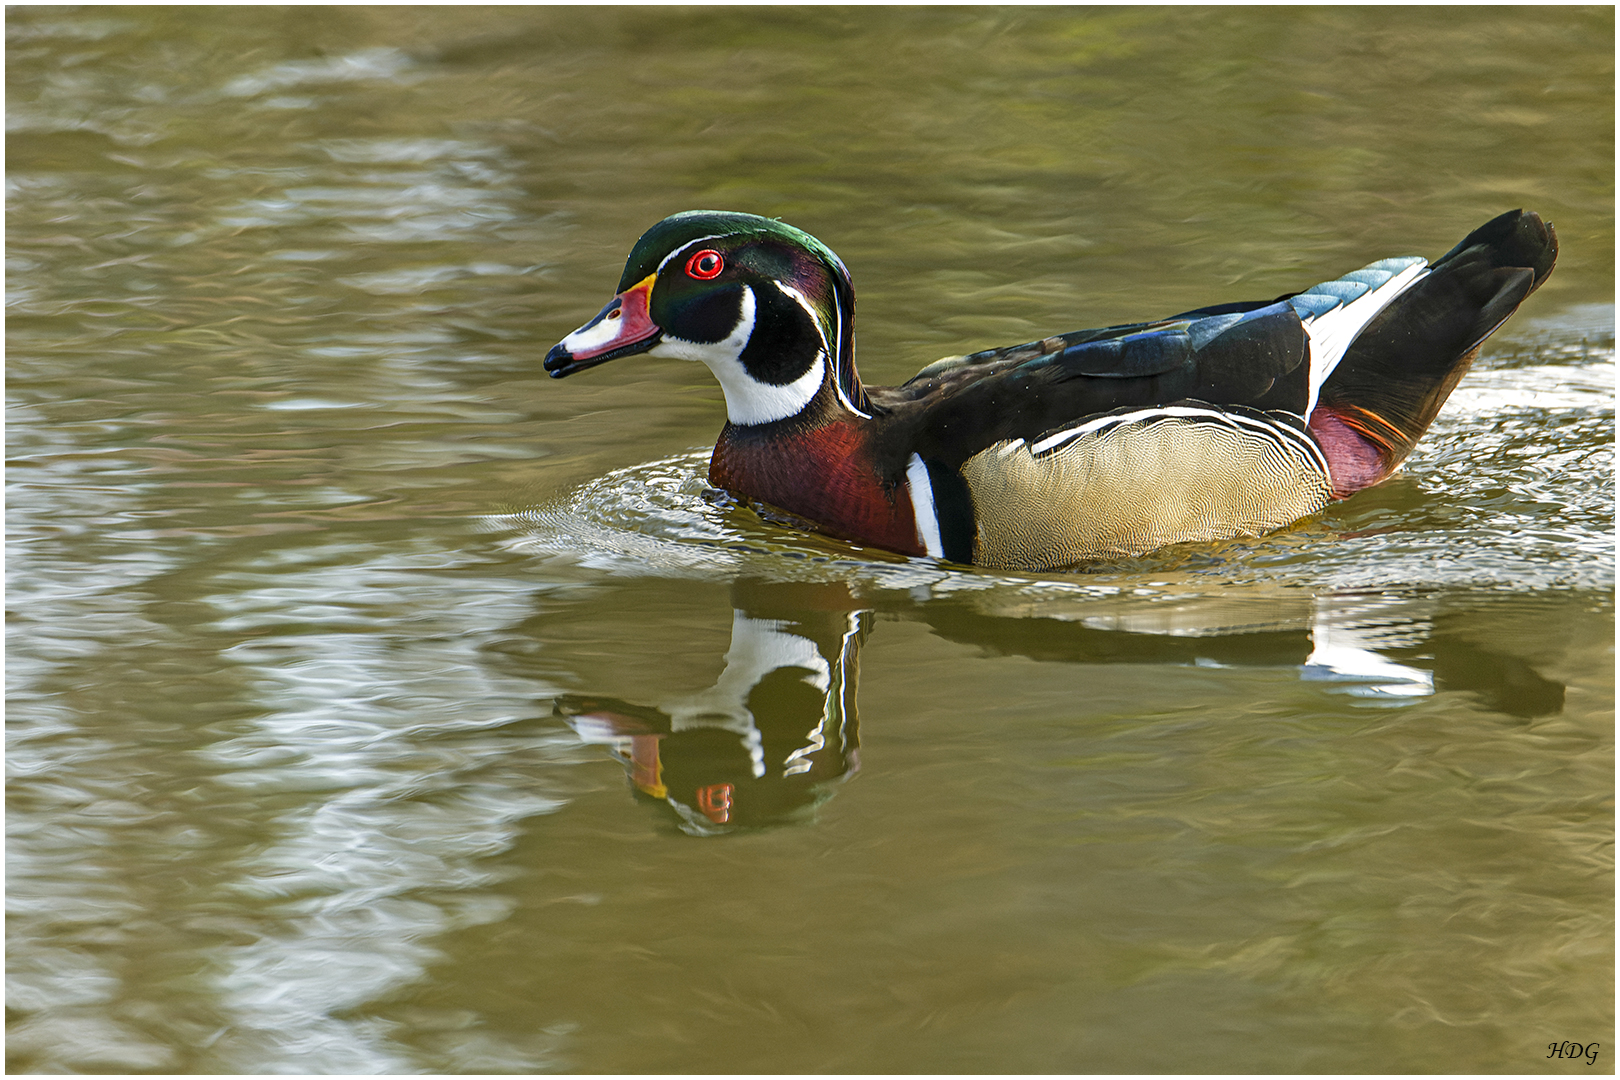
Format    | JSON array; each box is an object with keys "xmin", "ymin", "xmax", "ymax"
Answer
[
  {"xmin": 1029, "ymin": 410, "xmax": 1142, "ymax": 454},
  {"xmin": 1027, "ymin": 404, "xmax": 1330, "ymax": 475},
  {"xmin": 906, "ymin": 453, "xmax": 944, "ymax": 559}
]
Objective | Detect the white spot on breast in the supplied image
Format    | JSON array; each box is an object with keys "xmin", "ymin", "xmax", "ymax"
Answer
[{"xmin": 906, "ymin": 453, "xmax": 944, "ymax": 558}]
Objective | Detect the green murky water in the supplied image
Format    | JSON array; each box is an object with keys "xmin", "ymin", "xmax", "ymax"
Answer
[{"xmin": 7, "ymin": 7, "xmax": 1612, "ymax": 1073}]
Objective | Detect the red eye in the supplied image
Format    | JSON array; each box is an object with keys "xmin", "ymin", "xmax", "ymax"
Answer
[{"xmin": 685, "ymin": 249, "xmax": 724, "ymax": 280}]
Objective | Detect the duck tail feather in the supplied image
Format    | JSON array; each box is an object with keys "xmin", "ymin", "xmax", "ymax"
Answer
[{"xmin": 1310, "ymin": 209, "xmax": 1557, "ymax": 497}]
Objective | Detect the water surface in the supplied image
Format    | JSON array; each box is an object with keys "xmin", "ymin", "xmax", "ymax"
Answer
[{"xmin": 7, "ymin": 7, "xmax": 1613, "ymax": 1073}]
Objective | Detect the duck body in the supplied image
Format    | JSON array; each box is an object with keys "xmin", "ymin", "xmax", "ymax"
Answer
[{"xmin": 546, "ymin": 209, "xmax": 1556, "ymax": 570}]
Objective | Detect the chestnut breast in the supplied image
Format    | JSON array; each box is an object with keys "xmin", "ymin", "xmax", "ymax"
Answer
[{"xmin": 710, "ymin": 419, "xmax": 923, "ymax": 556}]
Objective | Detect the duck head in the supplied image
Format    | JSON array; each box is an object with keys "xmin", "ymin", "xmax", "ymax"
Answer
[{"xmin": 545, "ymin": 211, "xmax": 870, "ymax": 424}]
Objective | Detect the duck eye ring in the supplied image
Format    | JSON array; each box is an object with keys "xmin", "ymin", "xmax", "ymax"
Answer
[{"xmin": 685, "ymin": 249, "xmax": 724, "ymax": 280}]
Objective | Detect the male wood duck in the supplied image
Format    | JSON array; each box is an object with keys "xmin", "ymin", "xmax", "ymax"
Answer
[{"xmin": 545, "ymin": 209, "xmax": 1556, "ymax": 570}]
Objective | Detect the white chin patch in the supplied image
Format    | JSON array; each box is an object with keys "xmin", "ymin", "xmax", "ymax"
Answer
[{"xmin": 650, "ymin": 285, "xmax": 826, "ymax": 425}]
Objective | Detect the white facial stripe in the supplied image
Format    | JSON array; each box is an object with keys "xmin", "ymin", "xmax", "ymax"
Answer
[
  {"xmin": 774, "ymin": 280, "xmax": 831, "ymax": 355},
  {"xmin": 781, "ymin": 277, "xmax": 870, "ymax": 420},
  {"xmin": 827, "ymin": 286, "xmax": 871, "ymax": 419},
  {"xmin": 906, "ymin": 454, "xmax": 944, "ymax": 558},
  {"xmin": 644, "ymin": 238, "xmax": 864, "ymax": 425},
  {"xmin": 773, "ymin": 278, "xmax": 869, "ymax": 417},
  {"xmin": 655, "ymin": 233, "xmax": 732, "ymax": 276},
  {"xmin": 648, "ymin": 286, "xmax": 828, "ymax": 425}
]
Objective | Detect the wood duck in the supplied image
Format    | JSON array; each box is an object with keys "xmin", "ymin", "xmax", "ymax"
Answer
[{"xmin": 545, "ymin": 209, "xmax": 1556, "ymax": 570}]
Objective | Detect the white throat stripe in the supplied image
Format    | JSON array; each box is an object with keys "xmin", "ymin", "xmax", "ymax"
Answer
[{"xmin": 649, "ymin": 286, "xmax": 828, "ymax": 425}]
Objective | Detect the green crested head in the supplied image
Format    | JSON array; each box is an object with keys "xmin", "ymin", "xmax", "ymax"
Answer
[
  {"xmin": 616, "ymin": 211, "xmax": 854, "ymax": 350},
  {"xmin": 548, "ymin": 210, "xmax": 870, "ymax": 425},
  {"xmin": 618, "ymin": 211, "xmax": 849, "ymax": 290}
]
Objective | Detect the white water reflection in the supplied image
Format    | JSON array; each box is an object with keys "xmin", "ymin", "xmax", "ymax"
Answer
[
  {"xmin": 6, "ymin": 536, "xmax": 586, "ymax": 1071},
  {"xmin": 195, "ymin": 561, "xmax": 567, "ymax": 1070},
  {"xmin": 224, "ymin": 47, "xmax": 418, "ymax": 99},
  {"xmin": 1302, "ymin": 595, "xmax": 1435, "ymax": 700}
]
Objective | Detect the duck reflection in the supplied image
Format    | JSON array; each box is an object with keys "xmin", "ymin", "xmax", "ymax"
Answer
[
  {"xmin": 556, "ymin": 582, "xmax": 867, "ymax": 835},
  {"xmin": 554, "ymin": 580, "xmax": 1563, "ymax": 836},
  {"xmin": 915, "ymin": 590, "xmax": 1563, "ymax": 716}
]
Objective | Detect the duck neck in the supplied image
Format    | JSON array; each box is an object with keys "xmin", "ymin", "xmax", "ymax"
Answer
[
  {"xmin": 826, "ymin": 333, "xmax": 874, "ymax": 421},
  {"xmin": 695, "ymin": 277, "xmax": 874, "ymax": 426},
  {"xmin": 709, "ymin": 379, "xmax": 921, "ymax": 557},
  {"xmin": 719, "ymin": 373, "xmax": 874, "ymax": 452}
]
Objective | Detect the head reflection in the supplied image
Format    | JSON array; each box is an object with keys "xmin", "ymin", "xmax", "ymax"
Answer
[{"xmin": 557, "ymin": 581, "xmax": 868, "ymax": 836}]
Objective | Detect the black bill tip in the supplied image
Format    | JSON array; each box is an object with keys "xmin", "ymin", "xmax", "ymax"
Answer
[
  {"xmin": 544, "ymin": 342, "xmax": 583, "ymax": 378},
  {"xmin": 544, "ymin": 333, "xmax": 662, "ymax": 378}
]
